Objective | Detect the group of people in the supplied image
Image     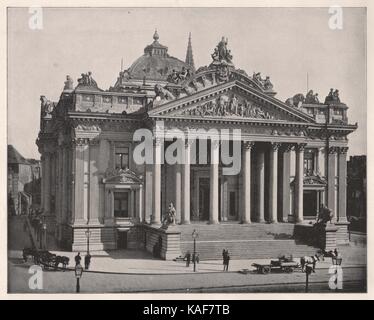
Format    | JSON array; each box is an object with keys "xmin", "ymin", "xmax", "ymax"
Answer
[
  {"xmin": 184, "ymin": 251, "xmax": 200, "ymax": 268},
  {"xmin": 74, "ymin": 252, "xmax": 92, "ymax": 270}
]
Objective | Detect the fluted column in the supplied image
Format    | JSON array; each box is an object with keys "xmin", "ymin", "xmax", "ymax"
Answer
[
  {"xmin": 280, "ymin": 144, "xmax": 293, "ymax": 222},
  {"xmin": 256, "ymin": 149, "xmax": 265, "ymax": 223},
  {"xmin": 152, "ymin": 138, "xmax": 162, "ymax": 224},
  {"xmin": 338, "ymin": 147, "xmax": 348, "ymax": 222},
  {"xmin": 269, "ymin": 143, "xmax": 280, "ymax": 223},
  {"xmin": 174, "ymin": 164, "xmax": 182, "ymax": 223},
  {"xmin": 209, "ymin": 140, "xmax": 219, "ymax": 224},
  {"xmin": 242, "ymin": 141, "xmax": 254, "ymax": 223},
  {"xmin": 182, "ymin": 140, "xmax": 191, "ymax": 224},
  {"xmin": 136, "ymin": 184, "xmax": 144, "ymax": 223},
  {"xmin": 145, "ymin": 164, "xmax": 153, "ymax": 223},
  {"xmin": 295, "ymin": 143, "xmax": 306, "ymax": 223},
  {"xmin": 327, "ymin": 146, "xmax": 337, "ymax": 218}
]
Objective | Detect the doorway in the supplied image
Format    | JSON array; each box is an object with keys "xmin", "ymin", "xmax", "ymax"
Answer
[
  {"xmin": 198, "ymin": 178, "xmax": 210, "ymax": 221},
  {"xmin": 117, "ymin": 231, "xmax": 128, "ymax": 249},
  {"xmin": 303, "ymin": 191, "xmax": 318, "ymax": 218}
]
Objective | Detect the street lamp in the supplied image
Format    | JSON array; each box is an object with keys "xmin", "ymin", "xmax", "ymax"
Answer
[
  {"xmin": 75, "ymin": 263, "xmax": 83, "ymax": 293},
  {"xmin": 42, "ymin": 218, "xmax": 47, "ymax": 250},
  {"xmin": 192, "ymin": 229, "xmax": 198, "ymax": 272},
  {"xmin": 85, "ymin": 229, "xmax": 92, "ymax": 254},
  {"xmin": 304, "ymin": 265, "xmax": 313, "ymax": 293}
]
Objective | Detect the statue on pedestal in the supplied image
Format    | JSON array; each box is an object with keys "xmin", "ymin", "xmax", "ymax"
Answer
[{"xmin": 161, "ymin": 202, "xmax": 176, "ymax": 229}]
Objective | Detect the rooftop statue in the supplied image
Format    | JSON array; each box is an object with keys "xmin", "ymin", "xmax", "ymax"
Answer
[
  {"xmin": 166, "ymin": 67, "xmax": 192, "ymax": 84},
  {"xmin": 40, "ymin": 95, "xmax": 54, "ymax": 117},
  {"xmin": 253, "ymin": 72, "xmax": 273, "ymax": 91},
  {"xmin": 211, "ymin": 37, "xmax": 233, "ymax": 64},
  {"xmin": 78, "ymin": 71, "xmax": 98, "ymax": 87},
  {"xmin": 63, "ymin": 75, "xmax": 74, "ymax": 91},
  {"xmin": 285, "ymin": 93, "xmax": 305, "ymax": 108},
  {"xmin": 324, "ymin": 88, "xmax": 341, "ymax": 103},
  {"xmin": 305, "ymin": 90, "xmax": 320, "ymax": 104}
]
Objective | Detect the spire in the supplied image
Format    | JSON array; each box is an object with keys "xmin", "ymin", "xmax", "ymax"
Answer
[{"xmin": 185, "ymin": 32, "xmax": 195, "ymax": 71}]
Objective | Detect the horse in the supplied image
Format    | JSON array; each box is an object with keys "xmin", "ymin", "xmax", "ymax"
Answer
[
  {"xmin": 22, "ymin": 247, "xmax": 37, "ymax": 262},
  {"xmin": 54, "ymin": 256, "xmax": 70, "ymax": 271},
  {"xmin": 300, "ymin": 252, "xmax": 323, "ymax": 273},
  {"xmin": 285, "ymin": 93, "xmax": 305, "ymax": 108}
]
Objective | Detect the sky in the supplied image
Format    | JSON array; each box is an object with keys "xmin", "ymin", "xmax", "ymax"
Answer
[{"xmin": 7, "ymin": 7, "xmax": 367, "ymax": 159}]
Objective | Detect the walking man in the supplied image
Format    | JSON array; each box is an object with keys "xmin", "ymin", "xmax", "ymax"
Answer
[
  {"xmin": 84, "ymin": 253, "xmax": 91, "ymax": 270},
  {"xmin": 224, "ymin": 251, "xmax": 230, "ymax": 272},
  {"xmin": 74, "ymin": 252, "xmax": 81, "ymax": 266},
  {"xmin": 185, "ymin": 250, "xmax": 191, "ymax": 267},
  {"xmin": 222, "ymin": 249, "xmax": 227, "ymax": 271}
]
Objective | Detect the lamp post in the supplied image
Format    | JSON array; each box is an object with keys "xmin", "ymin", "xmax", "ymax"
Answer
[
  {"xmin": 42, "ymin": 217, "xmax": 47, "ymax": 250},
  {"xmin": 75, "ymin": 263, "xmax": 83, "ymax": 293},
  {"xmin": 192, "ymin": 229, "xmax": 198, "ymax": 272},
  {"xmin": 332, "ymin": 255, "xmax": 343, "ymax": 291},
  {"xmin": 85, "ymin": 229, "xmax": 91, "ymax": 254},
  {"xmin": 304, "ymin": 265, "xmax": 313, "ymax": 293}
]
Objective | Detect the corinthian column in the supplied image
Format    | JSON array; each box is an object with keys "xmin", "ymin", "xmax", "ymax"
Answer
[
  {"xmin": 256, "ymin": 149, "xmax": 265, "ymax": 223},
  {"xmin": 152, "ymin": 138, "xmax": 162, "ymax": 224},
  {"xmin": 295, "ymin": 143, "xmax": 306, "ymax": 223},
  {"xmin": 269, "ymin": 143, "xmax": 280, "ymax": 223},
  {"xmin": 182, "ymin": 140, "xmax": 191, "ymax": 224},
  {"xmin": 209, "ymin": 140, "xmax": 219, "ymax": 224},
  {"xmin": 44, "ymin": 152, "xmax": 51, "ymax": 214},
  {"xmin": 338, "ymin": 147, "xmax": 348, "ymax": 222},
  {"xmin": 242, "ymin": 141, "xmax": 254, "ymax": 223}
]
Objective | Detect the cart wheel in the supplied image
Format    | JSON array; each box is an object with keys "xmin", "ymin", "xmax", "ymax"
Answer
[
  {"xmin": 284, "ymin": 267, "xmax": 293, "ymax": 273},
  {"xmin": 263, "ymin": 266, "xmax": 270, "ymax": 274}
]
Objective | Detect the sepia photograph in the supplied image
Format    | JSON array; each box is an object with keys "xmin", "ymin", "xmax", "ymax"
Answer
[{"xmin": 5, "ymin": 4, "xmax": 367, "ymax": 296}]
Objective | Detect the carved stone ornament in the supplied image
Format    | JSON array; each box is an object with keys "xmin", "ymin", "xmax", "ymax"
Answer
[
  {"xmin": 103, "ymin": 168, "xmax": 143, "ymax": 184},
  {"xmin": 180, "ymin": 93, "xmax": 279, "ymax": 119},
  {"xmin": 303, "ymin": 175, "xmax": 327, "ymax": 185},
  {"xmin": 40, "ymin": 95, "xmax": 55, "ymax": 117},
  {"xmin": 77, "ymin": 71, "xmax": 98, "ymax": 87}
]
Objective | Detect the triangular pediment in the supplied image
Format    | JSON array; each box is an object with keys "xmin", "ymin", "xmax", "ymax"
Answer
[{"xmin": 148, "ymin": 81, "xmax": 314, "ymax": 123}]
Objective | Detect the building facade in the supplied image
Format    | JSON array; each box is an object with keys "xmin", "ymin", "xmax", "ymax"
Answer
[
  {"xmin": 8, "ymin": 145, "xmax": 41, "ymax": 216},
  {"xmin": 37, "ymin": 32, "xmax": 357, "ymax": 253}
]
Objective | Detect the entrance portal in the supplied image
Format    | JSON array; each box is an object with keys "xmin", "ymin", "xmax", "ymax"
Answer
[
  {"xmin": 198, "ymin": 178, "xmax": 210, "ymax": 221},
  {"xmin": 117, "ymin": 231, "xmax": 128, "ymax": 249},
  {"xmin": 303, "ymin": 191, "xmax": 318, "ymax": 218}
]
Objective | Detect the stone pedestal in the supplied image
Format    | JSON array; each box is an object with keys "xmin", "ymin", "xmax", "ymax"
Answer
[{"xmin": 324, "ymin": 224, "xmax": 339, "ymax": 251}]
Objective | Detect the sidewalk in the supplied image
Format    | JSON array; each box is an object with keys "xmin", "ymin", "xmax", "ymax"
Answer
[{"xmin": 8, "ymin": 243, "xmax": 366, "ymax": 275}]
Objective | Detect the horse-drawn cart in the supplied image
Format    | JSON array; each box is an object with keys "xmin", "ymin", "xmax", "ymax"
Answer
[{"xmin": 252, "ymin": 258, "xmax": 300, "ymax": 274}]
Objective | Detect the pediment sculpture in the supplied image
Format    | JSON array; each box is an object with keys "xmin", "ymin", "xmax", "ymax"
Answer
[{"xmin": 180, "ymin": 93, "xmax": 279, "ymax": 119}]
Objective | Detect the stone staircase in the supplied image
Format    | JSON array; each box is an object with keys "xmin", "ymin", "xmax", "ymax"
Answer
[{"xmin": 179, "ymin": 223, "xmax": 318, "ymax": 260}]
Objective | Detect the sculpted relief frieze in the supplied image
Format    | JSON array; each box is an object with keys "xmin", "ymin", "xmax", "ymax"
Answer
[{"xmin": 178, "ymin": 93, "xmax": 281, "ymax": 120}]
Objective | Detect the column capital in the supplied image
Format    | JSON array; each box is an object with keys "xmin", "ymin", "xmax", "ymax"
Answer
[
  {"xmin": 328, "ymin": 146, "xmax": 339, "ymax": 154},
  {"xmin": 270, "ymin": 142, "xmax": 281, "ymax": 151},
  {"xmin": 72, "ymin": 137, "xmax": 90, "ymax": 147},
  {"xmin": 243, "ymin": 141, "xmax": 255, "ymax": 150},
  {"xmin": 295, "ymin": 143, "xmax": 307, "ymax": 152},
  {"xmin": 339, "ymin": 147, "xmax": 349, "ymax": 154},
  {"xmin": 281, "ymin": 143, "xmax": 295, "ymax": 152}
]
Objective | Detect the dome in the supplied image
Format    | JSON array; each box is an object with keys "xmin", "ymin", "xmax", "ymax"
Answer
[{"xmin": 125, "ymin": 31, "xmax": 193, "ymax": 82}]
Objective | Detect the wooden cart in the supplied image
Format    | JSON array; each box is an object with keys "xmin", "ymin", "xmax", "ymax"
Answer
[{"xmin": 252, "ymin": 259, "xmax": 300, "ymax": 274}]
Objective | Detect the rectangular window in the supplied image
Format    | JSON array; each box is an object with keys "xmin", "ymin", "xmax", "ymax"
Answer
[
  {"xmin": 114, "ymin": 192, "xmax": 129, "ymax": 218},
  {"xmin": 304, "ymin": 150, "xmax": 315, "ymax": 175},
  {"xmin": 115, "ymin": 147, "xmax": 129, "ymax": 169}
]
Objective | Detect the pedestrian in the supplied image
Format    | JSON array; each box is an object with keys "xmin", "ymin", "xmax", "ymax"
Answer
[
  {"xmin": 224, "ymin": 251, "xmax": 230, "ymax": 272},
  {"xmin": 84, "ymin": 253, "xmax": 91, "ymax": 270},
  {"xmin": 185, "ymin": 250, "xmax": 191, "ymax": 267},
  {"xmin": 75, "ymin": 252, "xmax": 81, "ymax": 266},
  {"xmin": 222, "ymin": 249, "xmax": 227, "ymax": 271}
]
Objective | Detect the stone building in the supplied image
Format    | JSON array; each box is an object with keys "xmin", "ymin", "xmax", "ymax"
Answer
[
  {"xmin": 37, "ymin": 32, "xmax": 357, "ymax": 258},
  {"xmin": 8, "ymin": 145, "xmax": 41, "ymax": 215}
]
